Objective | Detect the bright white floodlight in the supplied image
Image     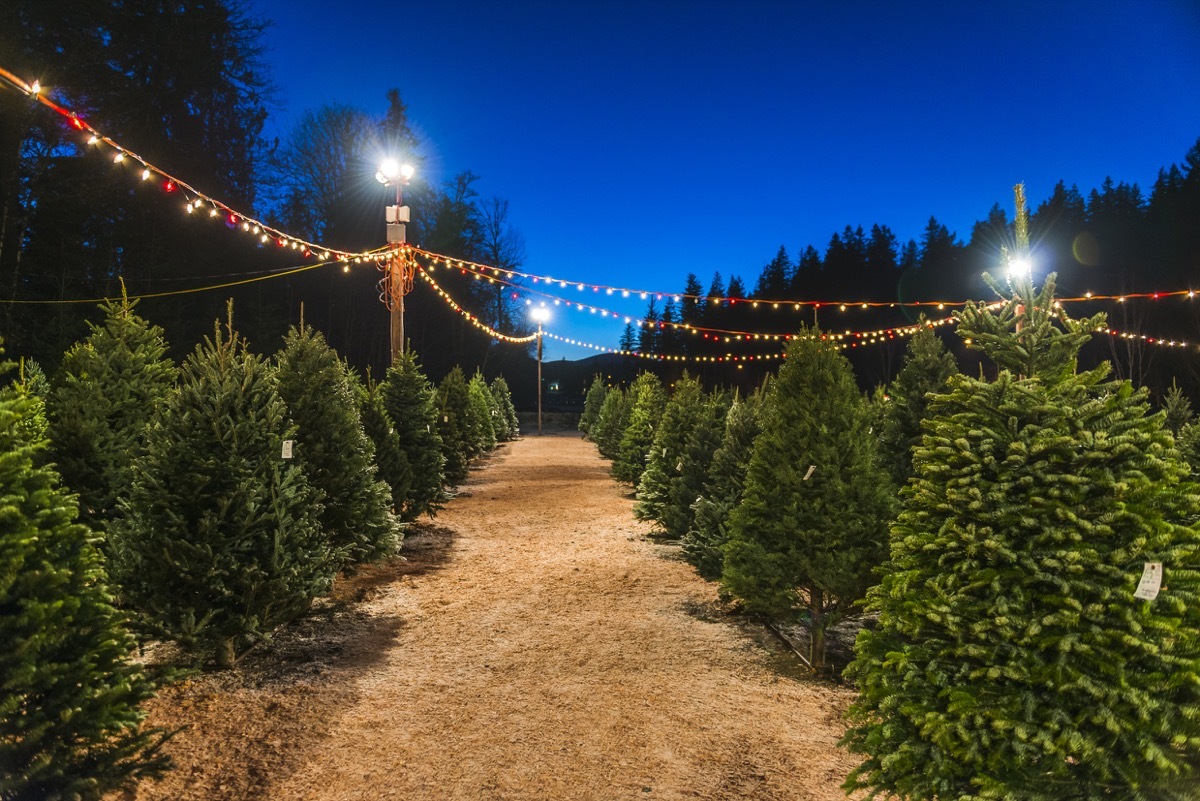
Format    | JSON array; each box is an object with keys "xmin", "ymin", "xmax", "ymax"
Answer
[
  {"xmin": 376, "ymin": 159, "xmax": 414, "ymax": 185},
  {"xmin": 1008, "ymin": 256, "xmax": 1032, "ymax": 282},
  {"xmin": 530, "ymin": 306, "xmax": 551, "ymax": 324}
]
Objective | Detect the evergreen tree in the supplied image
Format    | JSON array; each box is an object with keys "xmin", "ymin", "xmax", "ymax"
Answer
[
  {"xmin": 349, "ymin": 369, "xmax": 412, "ymax": 522},
  {"xmin": 618, "ymin": 324, "xmax": 637, "ymax": 353},
  {"xmin": 1163, "ymin": 379, "xmax": 1194, "ymax": 435},
  {"xmin": 666, "ymin": 389, "xmax": 731, "ymax": 542},
  {"xmin": 592, "ymin": 385, "xmax": 631, "ymax": 461},
  {"xmin": 878, "ymin": 321, "xmax": 959, "ymax": 487},
  {"xmin": 1, "ymin": 354, "xmax": 169, "ymax": 800},
  {"xmin": 379, "ymin": 351, "xmax": 445, "ymax": 521},
  {"xmin": 684, "ymin": 390, "xmax": 764, "ymax": 580},
  {"xmin": 47, "ymin": 295, "xmax": 177, "ymax": 532},
  {"xmin": 613, "ymin": 372, "xmax": 666, "ymax": 485},
  {"xmin": 275, "ymin": 324, "xmax": 400, "ymax": 565},
  {"xmin": 435, "ymin": 367, "xmax": 474, "ymax": 486},
  {"xmin": 467, "ymin": 372, "xmax": 498, "ymax": 453},
  {"xmin": 634, "ymin": 373, "xmax": 706, "ymax": 531},
  {"xmin": 489, "ymin": 376, "xmax": 520, "ymax": 442},
  {"xmin": 12, "ymin": 359, "xmax": 50, "ymax": 463},
  {"xmin": 844, "ymin": 274, "xmax": 1200, "ymax": 800},
  {"xmin": 110, "ymin": 312, "xmax": 335, "ymax": 668},
  {"xmin": 722, "ymin": 326, "xmax": 894, "ymax": 668},
  {"xmin": 579, "ymin": 375, "xmax": 608, "ymax": 439}
]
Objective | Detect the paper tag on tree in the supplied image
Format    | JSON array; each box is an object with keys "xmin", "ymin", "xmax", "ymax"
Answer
[
  {"xmin": 1134, "ymin": 562, "xmax": 1162, "ymax": 601},
  {"xmin": 803, "ymin": 464, "xmax": 816, "ymax": 481},
  {"xmin": 281, "ymin": 440, "xmax": 294, "ymax": 459}
]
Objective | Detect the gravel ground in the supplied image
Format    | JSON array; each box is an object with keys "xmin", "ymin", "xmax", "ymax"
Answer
[{"xmin": 117, "ymin": 432, "xmax": 858, "ymax": 801}]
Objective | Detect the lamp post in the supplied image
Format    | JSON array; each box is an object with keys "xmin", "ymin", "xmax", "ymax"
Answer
[
  {"xmin": 376, "ymin": 159, "xmax": 415, "ymax": 363},
  {"xmin": 530, "ymin": 305, "xmax": 551, "ymax": 435}
]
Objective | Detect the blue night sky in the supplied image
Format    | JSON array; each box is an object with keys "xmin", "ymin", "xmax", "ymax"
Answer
[{"xmin": 250, "ymin": 0, "xmax": 1200, "ymax": 359}]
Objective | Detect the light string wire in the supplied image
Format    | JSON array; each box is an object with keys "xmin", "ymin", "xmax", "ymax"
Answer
[
  {"xmin": 408, "ymin": 246, "xmax": 1199, "ymax": 311},
  {"xmin": 415, "ymin": 266, "xmax": 538, "ymax": 344},
  {"xmin": 412, "ymin": 249, "xmax": 958, "ymax": 343},
  {"xmin": 0, "ymin": 260, "xmax": 333, "ymax": 304},
  {"xmin": 0, "ymin": 67, "xmax": 378, "ymax": 263},
  {"xmin": 5, "ymin": 68, "xmax": 1199, "ymax": 355}
]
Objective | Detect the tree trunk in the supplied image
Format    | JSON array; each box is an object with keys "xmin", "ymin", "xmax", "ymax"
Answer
[
  {"xmin": 809, "ymin": 587, "xmax": 826, "ymax": 671},
  {"xmin": 216, "ymin": 637, "xmax": 236, "ymax": 669}
]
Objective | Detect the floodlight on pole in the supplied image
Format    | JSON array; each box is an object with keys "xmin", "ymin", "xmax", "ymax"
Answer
[
  {"xmin": 530, "ymin": 305, "xmax": 551, "ymax": 435},
  {"xmin": 378, "ymin": 159, "xmax": 415, "ymax": 364}
]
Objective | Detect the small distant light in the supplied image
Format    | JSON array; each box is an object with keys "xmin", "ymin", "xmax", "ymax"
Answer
[
  {"xmin": 342, "ymin": 264, "xmax": 350, "ymax": 273},
  {"xmin": 29, "ymin": 81, "xmax": 40, "ymax": 96},
  {"xmin": 141, "ymin": 168, "xmax": 151, "ymax": 180},
  {"xmin": 113, "ymin": 152, "xmax": 125, "ymax": 163},
  {"xmin": 87, "ymin": 134, "xmax": 99, "ymax": 145},
  {"xmin": 1008, "ymin": 257, "xmax": 1032, "ymax": 281}
]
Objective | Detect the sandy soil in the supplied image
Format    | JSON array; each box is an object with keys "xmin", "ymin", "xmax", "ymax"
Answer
[{"xmin": 119, "ymin": 432, "xmax": 857, "ymax": 801}]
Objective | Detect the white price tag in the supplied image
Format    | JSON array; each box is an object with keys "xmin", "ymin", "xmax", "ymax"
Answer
[
  {"xmin": 1134, "ymin": 562, "xmax": 1162, "ymax": 601},
  {"xmin": 803, "ymin": 465, "xmax": 816, "ymax": 481},
  {"xmin": 281, "ymin": 440, "xmax": 294, "ymax": 459}
]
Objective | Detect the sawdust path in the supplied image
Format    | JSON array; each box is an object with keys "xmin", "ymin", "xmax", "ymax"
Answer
[{"xmin": 128, "ymin": 432, "xmax": 856, "ymax": 801}]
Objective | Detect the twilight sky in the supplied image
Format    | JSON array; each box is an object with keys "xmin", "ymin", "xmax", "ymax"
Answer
[{"xmin": 250, "ymin": 0, "xmax": 1200, "ymax": 359}]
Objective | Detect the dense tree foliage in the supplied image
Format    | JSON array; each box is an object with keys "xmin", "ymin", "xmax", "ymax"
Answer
[
  {"xmin": 47, "ymin": 295, "xmax": 177, "ymax": 532},
  {"xmin": 845, "ymin": 274, "xmax": 1200, "ymax": 799},
  {"xmin": 111, "ymin": 313, "xmax": 335, "ymax": 668},
  {"xmin": 489, "ymin": 376, "xmax": 520, "ymax": 442},
  {"xmin": 579, "ymin": 375, "xmax": 608, "ymax": 438},
  {"xmin": 379, "ymin": 351, "xmax": 445, "ymax": 520},
  {"xmin": 349, "ymin": 369, "xmax": 412, "ymax": 520},
  {"xmin": 0, "ymin": 352, "xmax": 169, "ymax": 800},
  {"xmin": 613, "ymin": 372, "xmax": 666, "ymax": 486},
  {"xmin": 592, "ymin": 385, "xmax": 631, "ymax": 461},
  {"xmin": 722, "ymin": 327, "xmax": 895, "ymax": 668},
  {"xmin": 274, "ymin": 324, "xmax": 400, "ymax": 566}
]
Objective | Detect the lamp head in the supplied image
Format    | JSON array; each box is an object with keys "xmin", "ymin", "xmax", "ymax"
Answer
[{"xmin": 530, "ymin": 306, "xmax": 551, "ymax": 324}]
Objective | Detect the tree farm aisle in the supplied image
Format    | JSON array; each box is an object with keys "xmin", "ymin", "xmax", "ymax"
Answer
[{"xmin": 121, "ymin": 433, "xmax": 855, "ymax": 801}]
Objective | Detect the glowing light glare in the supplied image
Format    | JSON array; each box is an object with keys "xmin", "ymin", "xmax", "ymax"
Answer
[
  {"xmin": 530, "ymin": 305, "xmax": 551, "ymax": 324},
  {"xmin": 141, "ymin": 168, "xmax": 151, "ymax": 180},
  {"xmin": 376, "ymin": 159, "xmax": 414, "ymax": 184},
  {"xmin": 1008, "ymin": 256, "xmax": 1032, "ymax": 281},
  {"xmin": 29, "ymin": 81, "xmax": 40, "ymax": 96}
]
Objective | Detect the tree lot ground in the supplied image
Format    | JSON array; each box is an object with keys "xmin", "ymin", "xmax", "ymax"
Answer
[{"xmin": 115, "ymin": 432, "xmax": 855, "ymax": 801}]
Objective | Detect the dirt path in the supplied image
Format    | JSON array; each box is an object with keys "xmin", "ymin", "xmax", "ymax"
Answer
[{"xmin": 125, "ymin": 433, "xmax": 857, "ymax": 801}]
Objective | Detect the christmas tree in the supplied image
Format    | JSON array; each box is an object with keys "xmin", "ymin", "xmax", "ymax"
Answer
[
  {"xmin": 722, "ymin": 326, "xmax": 894, "ymax": 668},
  {"xmin": 275, "ymin": 324, "xmax": 400, "ymax": 566},
  {"xmin": 613, "ymin": 372, "xmax": 666, "ymax": 485},
  {"xmin": 467, "ymin": 371, "xmax": 498, "ymax": 453},
  {"xmin": 1, "ymin": 352, "xmax": 169, "ymax": 798},
  {"xmin": 489, "ymin": 376, "xmax": 520, "ymax": 442},
  {"xmin": 684, "ymin": 389, "xmax": 764, "ymax": 580},
  {"xmin": 349, "ymin": 369, "xmax": 412, "ymax": 519},
  {"xmin": 1163, "ymin": 379, "xmax": 1194, "ymax": 435},
  {"xmin": 592, "ymin": 385, "xmax": 631, "ymax": 461},
  {"xmin": 379, "ymin": 351, "xmax": 445, "ymax": 520},
  {"xmin": 634, "ymin": 373, "xmax": 705, "ymax": 531},
  {"xmin": 11, "ymin": 359, "xmax": 50, "ymax": 464},
  {"xmin": 665, "ymin": 389, "xmax": 731, "ymax": 542},
  {"xmin": 110, "ymin": 310, "xmax": 335, "ymax": 668},
  {"xmin": 435, "ymin": 366, "xmax": 474, "ymax": 486},
  {"xmin": 47, "ymin": 294, "xmax": 177, "ymax": 531},
  {"xmin": 877, "ymin": 320, "xmax": 959, "ymax": 487},
  {"xmin": 579, "ymin": 375, "xmax": 607, "ymax": 439},
  {"xmin": 844, "ymin": 273, "xmax": 1200, "ymax": 799}
]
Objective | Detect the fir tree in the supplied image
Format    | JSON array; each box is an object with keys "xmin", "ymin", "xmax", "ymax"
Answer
[
  {"xmin": 722, "ymin": 326, "xmax": 894, "ymax": 668},
  {"xmin": 844, "ymin": 274, "xmax": 1200, "ymax": 800},
  {"xmin": 468, "ymin": 371, "xmax": 498, "ymax": 453},
  {"xmin": 1163, "ymin": 379, "xmax": 1194, "ymax": 435},
  {"xmin": 348, "ymin": 369, "xmax": 412, "ymax": 522},
  {"xmin": 634, "ymin": 373, "xmax": 705, "ymax": 531},
  {"xmin": 665, "ymin": 389, "xmax": 731, "ymax": 542},
  {"xmin": 435, "ymin": 367, "xmax": 474, "ymax": 486},
  {"xmin": 613, "ymin": 372, "xmax": 666, "ymax": 485},
  {"xmin": 1, "ymin": 354, "xmax": 169, "ymax": 800},
  {"xmin": 489, "ymin": 376, "xmax": 519, "ymax": 442},
  {"xmin": 275, "ymin": 324, "xmax": 400, "ymax": 566},
  {"xmin": 684, "ymin": 390, "xmax": 764, "ymax": 580},
  {"xmin": 110, "ymin": 312, "xmax": 335, "ymax": 668},
  {"xmin": 12, "ymin": 359, "xmax": 50, "ymax": 463},
  {"xmin": 47, "ymin": 295, "xmax": 177, "ymax": 531},
  {"xmin": 379, "ymin": 351, "xmax": 445, "ymax": 521},
  {"xmin": 592, "ymin": 385, "xmax": 630, "ymax": 461},
  {"xmin": 878, "ymin": 320, "xmax": 959, "ymax": 487},
  {"xmin": 579, "ymin": 375, "xmax": 608, "ymax": 439}
]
